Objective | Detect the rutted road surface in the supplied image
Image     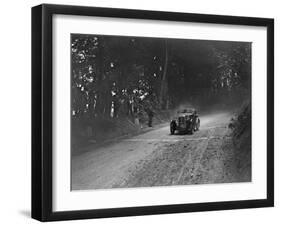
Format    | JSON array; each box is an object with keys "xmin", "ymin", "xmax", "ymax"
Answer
[{"xmin": 72, "ymin": 112, "xmax": 247, "ymax": 190}]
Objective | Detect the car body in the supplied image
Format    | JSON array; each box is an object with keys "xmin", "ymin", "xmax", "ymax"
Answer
[{"xmin": 170, "ymin": 108, "xmax": 200, "ymax": 135}]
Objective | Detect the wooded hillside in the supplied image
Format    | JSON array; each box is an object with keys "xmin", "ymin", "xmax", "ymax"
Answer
[{"xmin": 71, "ymin": 34, "xmax": 251, "ymax": 144}]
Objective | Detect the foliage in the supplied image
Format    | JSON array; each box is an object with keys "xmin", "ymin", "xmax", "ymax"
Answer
[{"xmin": 71, "ymin": 35, "xmax": 251, "ymax": 123}]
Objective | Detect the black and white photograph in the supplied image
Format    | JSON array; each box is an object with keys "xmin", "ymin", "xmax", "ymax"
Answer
[
  {"xmin": 71, "ymin": 34, "xmax": 252, "ymax": 190},
  {"xmin": 29, "ymin": 2, "xmax": 274, "ymax": 222}
]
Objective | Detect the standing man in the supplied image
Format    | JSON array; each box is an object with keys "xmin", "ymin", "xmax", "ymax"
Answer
[{"xmin": 147, "ymin": 108, "xmax": 154, "ymax": 127}]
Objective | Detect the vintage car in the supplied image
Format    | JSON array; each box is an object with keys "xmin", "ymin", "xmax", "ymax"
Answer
[{"xmin": 170, "ymin": 108, "xmax": 200, "ymax": 135}]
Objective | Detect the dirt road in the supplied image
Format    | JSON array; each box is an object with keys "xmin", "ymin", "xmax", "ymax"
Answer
[{"xmin": 72, "ymin": 112, "xmax": 249, "ymax": 190}]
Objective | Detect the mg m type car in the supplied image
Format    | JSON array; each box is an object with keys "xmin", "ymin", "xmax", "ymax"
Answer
[{"xmin": 170, "ymin": 108, "xmax": 200, "ymax": 135}]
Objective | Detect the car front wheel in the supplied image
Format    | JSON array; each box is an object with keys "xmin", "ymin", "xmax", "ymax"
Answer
[
  {"xmin": 196, "ymin": 119, "xmax": 200, "ymax": 131},
  {"xmin": 170, "ymin": 124, "xmax": 175, "ymax": 135}
]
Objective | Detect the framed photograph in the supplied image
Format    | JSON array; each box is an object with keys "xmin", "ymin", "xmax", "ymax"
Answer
[{"xmin": 32, "ymin": 4, "xmax": 274, "ymax": 221}]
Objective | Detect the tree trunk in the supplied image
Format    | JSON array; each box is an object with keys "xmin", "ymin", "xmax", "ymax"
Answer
[
  {"xmin": 159, "ymin": 40, "xmax": 169, "ymax": 109},
  {"xmin": 104, "ymin": 90, "xmax": 112, "ymax": 117},
  {"xmin": 95, "ymin": 38, "xmax": 106, "ymax": 116}
]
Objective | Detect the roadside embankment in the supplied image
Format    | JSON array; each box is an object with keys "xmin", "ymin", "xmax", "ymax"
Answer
[
  {"xmin": 71, "ymin": 110, "xmax": 172, "ymax": 151},
  {"xmin": 228, "ymin": 101, "xmax": 252, "ymax": 181}
]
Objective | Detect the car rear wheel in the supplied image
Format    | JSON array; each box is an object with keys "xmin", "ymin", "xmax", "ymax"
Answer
[{"xmin": 190, "ymin": 128, "xmax": 194, "ymax": 135}]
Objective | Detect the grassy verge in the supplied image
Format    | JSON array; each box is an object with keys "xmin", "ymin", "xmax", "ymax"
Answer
[{"xmin": 71, "ymin": 110, "xmax": 172, "ymax": 151}]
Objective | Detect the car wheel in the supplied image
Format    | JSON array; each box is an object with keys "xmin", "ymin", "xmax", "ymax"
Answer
[
  {"xmin": 170, "ymin": 125, "xmax": 175, "ymax": 135},
  {"xmin": 194, "ymin": 119, "xmax": 200, "ymax": 131},
  {"xmin": 197, "ymin": 120, "xmax": 200, "ymax": 131}
]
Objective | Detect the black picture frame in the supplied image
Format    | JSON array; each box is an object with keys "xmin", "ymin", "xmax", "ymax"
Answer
[{"xmin": 32, "ymin": 4, "xmax": 274, "ymax": 222}]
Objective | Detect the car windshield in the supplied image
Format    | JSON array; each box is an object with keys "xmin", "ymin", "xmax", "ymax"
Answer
[{"xmin": 177, "ymin": 109, "xmax": 194, "ymax": 114}]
